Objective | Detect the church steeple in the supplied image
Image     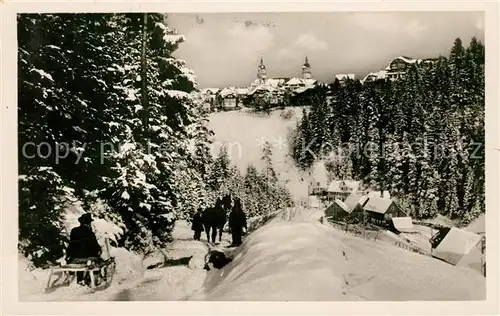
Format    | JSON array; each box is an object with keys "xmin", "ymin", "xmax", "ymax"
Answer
[
  {"xmin": 259, "ymin": 57, "xmax": 266, "ymax": 69},
  {"xmin": 302, "ymin": 56, "xmax": 312, "ymax": 79},
  {"xmin": 304, "ymin": 56, "xmax": 310, "ymax": 67},
  {"xmin": 257, "ymin": 57, "xmax": 267, "ymax": 83}
]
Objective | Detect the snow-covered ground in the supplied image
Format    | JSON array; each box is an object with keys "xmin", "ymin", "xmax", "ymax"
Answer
[
  {"xmin": 208, "ymin": 107, "xmax": 328, "ymax": 202},
  {"xmin": 19, "ymin": 220, "xmax": 213, "ymax": 301},
  {"xmin": 19, "ymin": 109, "xmax": 485, "ymax": 302},
  {"xmin": 19, "ymin": 207, "xmax": 485, "ymax": 302},
  {"xmin": 189, "ymin": 208, "xmax": 485, "ymax": 301}
]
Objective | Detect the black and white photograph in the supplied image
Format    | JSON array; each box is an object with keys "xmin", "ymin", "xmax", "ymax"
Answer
[{"xmin": 2, "ymin": 2, "xmax": 498, "ymax": 310}]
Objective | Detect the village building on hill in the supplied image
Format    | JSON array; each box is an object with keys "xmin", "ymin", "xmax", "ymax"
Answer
[
  {"xmin": 390, "ymin": 217, "xmax": 415, "ymax": 234},
  {"xmin": 203, "ymin": 56, "xmax": 323, "ymax": 111},
  {"xmin": 247, "ymin": 57, "xmax": 319, "ymax": 98},
  {"xmin": 362, "ymin": 196, "xmax": 407, "ymax": 226},
  {"xmin": 324, "ymin": 199, "xmax": 350, "ymax": 221},
  {"xmin": 430, "ymin": 227, "xmax": 485, "ymax": 276},
  {"xmin": 217, "ymin": 87, "xmax": 240, "ymax": 111},
  {"xmin": 335, "ymin": 73, "xmax": 355, "ymax": 85},
  {"xmin": 326, "ymin": 192, "xmax": 369, "ymax": 223},
  {"xmin": 325, "ymin": 180, "xmax": 362, "ymax": 202},
  {"xmin": 361, "ymin": 56, "xmax": 439, "ymax": 83}
]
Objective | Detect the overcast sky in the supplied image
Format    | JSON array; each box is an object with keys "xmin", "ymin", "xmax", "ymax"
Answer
[{"xmin": 168, "ymin": 12, "xmax": 484, "ymax": 88}]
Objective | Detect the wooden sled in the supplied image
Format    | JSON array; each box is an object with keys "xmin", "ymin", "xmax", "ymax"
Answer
[{"xmin": 45, "ymin": 257, "xmax": 116, "ymax": 292}]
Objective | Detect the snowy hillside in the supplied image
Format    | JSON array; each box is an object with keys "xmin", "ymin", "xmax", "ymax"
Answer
[
  {"xmin": 20, "ymin": 206, "xmax": 485, "ymax": 301},
  {"xmin": 19, "ymin": 108, "xmax": 485, "ymax": 302},
  {"xmin": 191, "ymin": 208, "xmax": 485, "ymax": 301},
  {"xmin": 208, "ymin": 107, "xmax": 328, "ymax": 202}
]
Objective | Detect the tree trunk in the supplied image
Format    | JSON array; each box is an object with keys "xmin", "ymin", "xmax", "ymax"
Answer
[{"xmin": 141, "ymin": 13, "xmax": 149, "ymax": 136}]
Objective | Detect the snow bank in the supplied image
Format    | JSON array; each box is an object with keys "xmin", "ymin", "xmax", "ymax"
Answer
[
  {"xmin": 110, "ymin": 247, "xmax": 145, "ymax": 284},
  {"xmin": 193, "ymin": 208, "xmax": 485, "ymax": 301},
  {"xmin": 197, "ymin": 215, "xmax": 350, "ymax": 301},
  {"xmin": 19, "ymin": 255, "xmax": 47, "ymax": 298}
]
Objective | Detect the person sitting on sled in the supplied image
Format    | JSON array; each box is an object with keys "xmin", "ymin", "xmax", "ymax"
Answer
[
  {"xmin": 191, "ymin": 208, "xmax": 204, "ymax": 241},
  {"xmin": 65, "ymin": 213, "xmax": 102, "ymax": 285}
]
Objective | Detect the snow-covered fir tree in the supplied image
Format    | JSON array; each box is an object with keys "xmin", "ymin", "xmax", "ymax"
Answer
[
  {"xmin": 18, "ymin": 13, "xmax": 219, "ymax": 265},
  {"xmin": 290, "ymin": 37, "xmax": 485, "ymax": 222}
]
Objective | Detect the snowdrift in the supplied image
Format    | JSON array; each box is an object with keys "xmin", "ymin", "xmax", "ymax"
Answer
[
  {"xmin": 197, "ymin": 220, "xmax": 349, "ymax": 301},
  {"xmin": 193, "ymin": 209, "xmax": 485, "ymax": 301}
]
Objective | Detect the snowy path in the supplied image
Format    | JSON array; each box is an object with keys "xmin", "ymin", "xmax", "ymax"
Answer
[
  {"xmin": 20, "ymin": 207, "xmax": 485, "ymax": 301},
  {"xmin": 110, "ymin": 221, "xmax": 216, "ymax": 301},
  {"xmin": 20, "ymin": 220, "xmax": 232, "ymax": 301},
  {"xmin": 190, "ymin": 207, "xmax": 486, "ymax": 301}
]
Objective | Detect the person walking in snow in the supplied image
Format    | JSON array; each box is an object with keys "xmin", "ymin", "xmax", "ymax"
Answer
[
  {"xmin": 228, "ymin": 198, "xmax": 247, "ymax": 247},
  {"xmin": 191, "ymin": 208, "xmax": 204, "ymax": 241},
  {"xmin": 66, "ymin": 213, "xmax": 102, "ymax": 285}
]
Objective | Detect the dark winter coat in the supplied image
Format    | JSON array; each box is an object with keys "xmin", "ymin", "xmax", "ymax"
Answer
[
  {"xmin": 229, "ymin": 204, "xmax": 247, "ymax": 230},
  {"xmin": 191, "ymin": 211, "xmax": 204, "ymax": 232},
  {"xmin": 202, "ymin": 205, "xmax": 227, "ymax": 229},
  {"xmin": 66, "ymin": 225, "xmax": 101, "ymax": 260}
]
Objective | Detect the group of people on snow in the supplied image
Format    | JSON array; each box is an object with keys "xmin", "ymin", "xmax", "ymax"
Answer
[
  {"xmin": 191, "ymin": 195, "xmax": 248, "ymax": 247},
  {"xmin": 56, "ymin": 195, "xmax": 247, "ymax": 288}
]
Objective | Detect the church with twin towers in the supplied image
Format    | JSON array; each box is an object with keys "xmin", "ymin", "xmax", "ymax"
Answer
[
  {"xmin": 202, "ymin": 56, "xmax": 320, "ymax": 111},
  {"xmin": 249, "ymin": 56, "xmax": 317, "ymax": 89}
]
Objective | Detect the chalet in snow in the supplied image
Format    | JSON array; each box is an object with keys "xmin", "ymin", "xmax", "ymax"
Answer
[
  {"xmin": 326, "ymin": 180, "xmax": 362, "ymax": 202},
  {"xmin": 362, "ymin": 196, "xmax": 407, "ymax": 226},
  {"xmin": 324, "ymin": 192, "xmax": 368, "ymax": 222},
  {"xmin": 311, "ymin": 179, "xmax": 363, "ymax": 202},
  {"xmin": 430, "ymin": 227, "xmax": 485, "ymax": 276},
  {"xmin": 361, "ymin": 56, "xmax": 439, "ymax": 83}
]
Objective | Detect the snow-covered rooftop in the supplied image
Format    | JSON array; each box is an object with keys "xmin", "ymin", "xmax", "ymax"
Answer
[
  {"xmin": 286, "ymin": 77, "xmax": 304, "ymax": 86},
  {"xmin": 363, "ymin": 196, "xmax": 394, "ymax": 214},
  {"xmin": 335, "ymin": 74, "xmax": 355, "ymax": 81},
  {"xmin": 327, "ymin": 180, "xmax": 341, "ymax": 193},
  {"xmin": 433, "ymin": 227, "xmax": 482, "ymax": 266},
  {"xmin": 391, "ymin": 217, "xmax": 415, "ymax": 233},
  {"xmin": 201, "ymin": 88, "xmax": 220, "ymax": 95},
  {"xmin": 344, "ymin": 192, "xmax": 367, "ymax": 212},
  {"xmin": 344, "ymin": 180, "xmax": 360, "ymax": 191},
  {"xmin": 219, "ymin": 87, "xmax": 238, "ymax": 98},
  {"xmin": 361, "ymin": 70, "xmax": 387, "ymax": 83},
  {"xmin": 385, "ymin": 56, "xmax": 423, "ymax": 70}
]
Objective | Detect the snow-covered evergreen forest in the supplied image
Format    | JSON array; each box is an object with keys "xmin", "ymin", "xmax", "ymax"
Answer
[
  {"xmin": 291, "ymin": 37, "xmax": 485, "ymax": 223},
  {"xmin": 17, "ymin": 13, "xmax": 292, "ymax": 268}
]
